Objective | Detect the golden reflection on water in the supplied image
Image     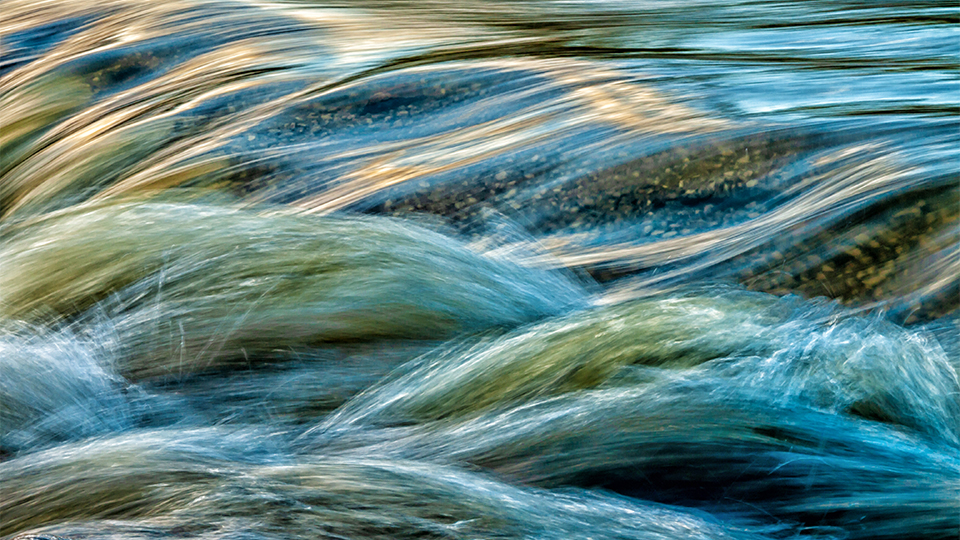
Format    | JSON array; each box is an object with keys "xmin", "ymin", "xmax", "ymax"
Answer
[{"xmin": 1, "ymin": 0, "xmax": 956, "ymax": 319}]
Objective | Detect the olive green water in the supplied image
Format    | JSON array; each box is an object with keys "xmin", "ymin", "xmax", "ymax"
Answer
[{"xmin": 1, "ymin": 1, "xmax": 958, "ymax": 539}]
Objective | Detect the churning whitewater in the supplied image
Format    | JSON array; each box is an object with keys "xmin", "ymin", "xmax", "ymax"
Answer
[{"xmin": 1, "ymin": 0, "xmax": 958, "ymax": 539}]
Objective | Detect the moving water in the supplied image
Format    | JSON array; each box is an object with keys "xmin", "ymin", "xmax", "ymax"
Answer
[{"xmin": 1, "ymin": 1, "xmax": 958, "ymax": 538}]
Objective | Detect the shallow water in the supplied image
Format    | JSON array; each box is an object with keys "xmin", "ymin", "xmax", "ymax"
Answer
[{"xmin": 1, "ymin": 1, "xmax": 958, "ymax": 539}]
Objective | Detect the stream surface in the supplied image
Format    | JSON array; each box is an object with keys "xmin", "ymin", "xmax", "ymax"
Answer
[{"xmin": 1, "ymin": 1, "xmax": 958, "ymax": 539}]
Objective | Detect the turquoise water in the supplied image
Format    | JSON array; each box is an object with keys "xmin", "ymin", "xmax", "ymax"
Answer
[{"xmin": 1, "ymin": 1, "xmax": 958, "ymax": 538}]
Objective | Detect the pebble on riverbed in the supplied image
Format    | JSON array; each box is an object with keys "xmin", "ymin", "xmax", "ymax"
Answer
[{"xmin": 740, "ymin": 188, "xmax": 958, "ymax": 322}]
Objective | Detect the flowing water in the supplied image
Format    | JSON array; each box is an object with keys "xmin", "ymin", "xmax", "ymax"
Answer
[{"xmin": 1, "ymin": 1, "xmax": 958, "ymax": 538}]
